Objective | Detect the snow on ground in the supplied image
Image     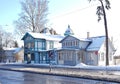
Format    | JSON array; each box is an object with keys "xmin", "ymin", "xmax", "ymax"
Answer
[
  {"xmin": 1, "ymin": 62, "xmax": 120, "ymax": 75},
  {"xmin": 75, "ymin": 63, "xmax": 120, "ymax": 71},
  {"xmin": 2, "ymin": 62, "xmax": 120, "ymax": 71},
  {"xmin": 75, "ymin": 63, "xmax": 87, "ymax": 67}
]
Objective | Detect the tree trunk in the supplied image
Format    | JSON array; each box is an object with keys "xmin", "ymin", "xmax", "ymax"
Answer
[{"xmin": 99, "ymin": 0, "xmax": 109, "ymax": 66}]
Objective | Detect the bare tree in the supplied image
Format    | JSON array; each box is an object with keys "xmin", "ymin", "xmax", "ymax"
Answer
[
  {"xmin": 89, "ymin": 0, "xmax": 110, "ymax": 66},
  {"xmin": 0, "ymin": 27, "xmax": 5, "ymax": 62},
  {"xmin": 2, "ymin": 32, "xmax": 14, "ymax": 48},
  {"xmin": 14, "ymin": 0, "xmax": 49, "ymax": 35}
]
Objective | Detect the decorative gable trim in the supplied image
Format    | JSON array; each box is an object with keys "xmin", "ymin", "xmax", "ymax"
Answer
[
  {"xmin": 60, "ymin": 35, "xmax": 79, "ymax": 43},
  {"xmin": 21, "ymin": 32, "xmax": 34, "ymax": 40}
]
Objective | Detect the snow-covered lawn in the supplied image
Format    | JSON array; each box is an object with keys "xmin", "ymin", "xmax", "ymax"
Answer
[
  {"xmin": 1, "ymin": 62, "xmax": 120, "ymax": 75},
  {"xmin": 75, "ymin": 63, "xmax": 120, "ymax": 71},
  {"xmin": 2, "ymin": 62, "xmax": 120, "ymax": 71}
]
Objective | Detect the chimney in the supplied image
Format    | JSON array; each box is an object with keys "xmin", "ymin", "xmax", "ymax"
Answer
[{"xmin": 87, "ymin": 32, "xmax": 90, "ymax": 38}]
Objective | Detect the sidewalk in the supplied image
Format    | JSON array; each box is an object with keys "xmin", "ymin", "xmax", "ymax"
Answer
[{"xmin": 0, "ymin": 64, "xmax": 120, "ymax": 83}]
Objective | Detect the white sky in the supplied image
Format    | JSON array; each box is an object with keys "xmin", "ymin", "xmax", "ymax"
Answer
[
  {"xmin": 0, "ymin": 0, "xmax": 120, "ymax": 48},
  {"xmin": 47, "ymin": 0, "xmax": 120, "ymax": 48}
]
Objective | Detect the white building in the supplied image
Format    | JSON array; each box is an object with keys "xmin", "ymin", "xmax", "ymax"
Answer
[{"xmin": 57, "ymin": 25, "xmax": 115, "ymax": 66}]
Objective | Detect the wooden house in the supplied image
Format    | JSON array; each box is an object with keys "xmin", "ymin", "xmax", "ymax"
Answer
[
  {"xmin": 22, "ymin": 26, "xmax": 115, "ymax": 66},
  {"xmin": 58, "ymin": 35, "xmax": 115, "ymax": 66},
  {"xmin": 22, "ymin": 32, "xmax": 64, "ymax": 64}
]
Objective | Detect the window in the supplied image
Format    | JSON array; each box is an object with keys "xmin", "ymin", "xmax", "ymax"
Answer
[
  {"xmin": 34, "ymin": 41, "xmax": 45, "ymax": 50},
  {"xmin": 109, "ymin": 52, "xmax": 112, "ymax": 61},
  {"xmin": 27, "ymin": 43, "xmax": 31, "ymax": 48},
  {"xmin": 75, "ymin": 40, "xmax": 78, "ymax": 46},
  {"xmin": 73, "ymin": 41, "xmax": 75, "ymax": 46},
  {"xmin": 63, "ymin": 42, "xmax": 65, "ymax": 46},
  {"xmin": 31, "ymin": 53, "xmax": 34, "ymax": 61},
  {"xmin": 98, "ymin": 53, "xmax": 100, "ymax": 61},
  {"xmin": 35, "ymin": 41, "xmax": 37, "ymax": 49},
  {"xmin": 71, "ymin": 41, "xmax": 73, "ymax": 46},
  {"xmin": 38, "ymin": 42, "xmax": 42, "ymax": 48},
  {"xmin": 31, "ymin": 42, "xmax": 34, "ymax": 48},
  {"xmin": 49, "ymin": 41, "xmax": 54, "ymax": 49},
  {"xmin": 25, "ymin": 43, "xmax": 28, "ymax": 49},
  {"xmin": 42, "ymin": 42, "xmax": 45, "ymax": 50},
  {"xmin": 101, "ymin": 52, "xmax": 104, "ymax": 61},
  {"xmin": 65, "ymin": 42, "xmax": 67, "ymax": 47}
]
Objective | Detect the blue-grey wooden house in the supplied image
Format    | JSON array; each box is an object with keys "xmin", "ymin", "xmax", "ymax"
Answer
[{"xmin": 22, "ymin": 32, "xmax": 64, "ymax": 64}]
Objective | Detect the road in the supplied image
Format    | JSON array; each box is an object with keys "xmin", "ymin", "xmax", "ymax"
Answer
[{"xmin": 0, "ymin": 70, "xmax": 119, "ymax": 84}]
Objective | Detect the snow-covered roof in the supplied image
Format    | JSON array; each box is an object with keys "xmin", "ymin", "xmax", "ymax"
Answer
[
  {"xmin": 13, "ymin": 48, "xmax": 23, "ymax": 53},
  {"xmin": 3, "ymin": 47, "xmax": 17, "ymax": 51},
  {"xmin": 3, "ymin": 47, "xmax": 23, "ymax": 53},
  {"xmin": 86, "ymin": 36, "xmax": 105, "ymax": 51},
  {"xmin": 79, "ymin": 38, "xmax": 91, "ymax": 42},
  {"xmin": 22, "ymin": 32, "xmax": 64, "ymax": 41}
]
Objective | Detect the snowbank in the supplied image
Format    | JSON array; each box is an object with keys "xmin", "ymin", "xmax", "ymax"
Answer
[{"xmin": 75, "ymin": 63, "xmax": 87, "ymax": 67}]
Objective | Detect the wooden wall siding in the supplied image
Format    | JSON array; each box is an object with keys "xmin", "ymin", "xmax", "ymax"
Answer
[
  {"xmin": 57, "ymin": 50, "xmax": 86, "ymax": 66},
  {"xmin": 98, "ymin": 41, "xmax": 114, "ymax": 66},
  {"xmin": 57, "ymin": 50, "xmax": 76, "ymax": 65},
  {"xmin": 86, "ymin": 51, "xmax": 98, "ymax": 65},
  {"xmin": 77, "ymin": 51, "xmax": 85, "ymax": 63},
  {"xmin": 62, "ymin": 36, "xmax": 80, "ymax": 48},
  {"xmin": 62, "ymin": 36, "xmax": 89, "ymax": 50}
]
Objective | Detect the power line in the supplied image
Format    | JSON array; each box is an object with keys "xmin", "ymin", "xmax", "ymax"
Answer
[{"xmin": 50, "ymin": 3, "xmax": 99, "ymax": 20}]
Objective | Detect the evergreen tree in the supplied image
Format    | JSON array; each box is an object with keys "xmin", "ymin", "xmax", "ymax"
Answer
[{"xmin": 89, "ymin": 0, "xmax": 110, "ymax": 66}]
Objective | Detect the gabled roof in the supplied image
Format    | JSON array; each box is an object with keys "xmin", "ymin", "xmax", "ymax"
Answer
[
  {"xmin": 86, "ymin": 36, "xmax": 105, "ymax": 51},
  {"xmin": 3, "ymin": 47, "xmax": 23, "ymax": 53},
  {"xmin": 60, "ymin": 35, "xmax": 91, "ymax": 43},
  {"xmin": 3, "ymin": 47, "xmax": 17, "ymax": 51},
  {"xmin": 13, "ymin": 48, "xmax": 23, "ymax": 54},
  {"xmin": 22, "ymin": 32, "xmax": 64, "ymax": 41}
]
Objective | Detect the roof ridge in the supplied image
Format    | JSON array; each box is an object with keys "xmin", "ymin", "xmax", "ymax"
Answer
[{"xmin": 89, "ymin": 35, "xmax": 105, "ymax": 38}]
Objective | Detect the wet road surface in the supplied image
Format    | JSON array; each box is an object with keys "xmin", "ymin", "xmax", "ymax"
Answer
[{"xmin": 0, "ymin": 70, "xmax": 119, "ymax": 84}]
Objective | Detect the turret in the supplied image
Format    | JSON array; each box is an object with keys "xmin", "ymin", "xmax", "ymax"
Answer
[{"xmin": 64, "ymin": 25, "xmax": 74, "ymax": 36}]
